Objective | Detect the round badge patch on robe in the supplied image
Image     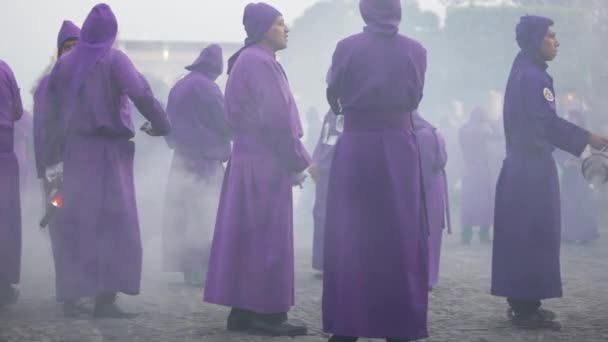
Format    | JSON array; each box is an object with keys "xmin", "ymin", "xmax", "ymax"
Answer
[{"xmin": 543, "ymin": 88, "xmax": 555, "ymax": 102}]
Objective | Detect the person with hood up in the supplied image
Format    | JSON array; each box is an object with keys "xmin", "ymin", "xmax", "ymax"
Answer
[
  {"xmin": 162, "ymin": 44, "xmax": 231, "ymax": 286},
  {"xmin": 492, "ymin": 15, "xmax": 608, "ymax": 330},
  {"xmin": 44, "ymin": 3, "xmax": 170, "ymax": 318},
  {"xmin": 322, "ymin": 0, "xmax": 429, "ymax": 341}
]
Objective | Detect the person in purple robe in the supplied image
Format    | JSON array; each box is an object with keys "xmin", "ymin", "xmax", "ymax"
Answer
[
  {"xmin": 459, "ymin": 106, "xmax": 496, "ymax": 244},
  {"xmin": 492, "ymin": 15, "xmax": 608, "ymax": 330},
  {"xmin": 413, "ymin": 111, "xmax": 450, "ymax": 291},
  {"xmin": 0, "ymin": 60, "xmax": 24, "ymax": 307},
  {"xmin": 44, "ymin": 4, "xmax": 171, "ymax": 318},
  {"xmin": 162, "ymin": 44, "xmax": 231, "ymax": 287},
  {"xmin": 322, "ymin": 1, "xmax": 428, "ymax": 341},
  {"xmin": 34, "ymin": 20, "xmax": 80, "ymax": 186},
  {"xmin": 309, "ymin": 108, "xmax": 342, "ymax": 275},
  {"xmin": 203, "ymin": 2, "xmax": 310, "ymax": 337},
  {"xmin": 557, "ymin": 109, "xmax": 599, "ymax": 244}
]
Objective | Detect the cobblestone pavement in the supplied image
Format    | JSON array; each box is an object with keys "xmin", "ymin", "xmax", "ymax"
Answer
[{"xmin": 1, "ymin": 211, "xmax": 607, "ymax": 342}]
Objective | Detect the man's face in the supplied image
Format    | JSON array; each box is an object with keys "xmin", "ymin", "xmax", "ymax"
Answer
[
  {"xmin": 263, "ymin": 16, "xmax": 289, "ymax": 52},
  {"xmin": 539, "ymin": 26, "xmax": 559, "ymax": 61},
  {"xmin": 59, "ymin": 39, "xmax": 78, "ymax": 57}
]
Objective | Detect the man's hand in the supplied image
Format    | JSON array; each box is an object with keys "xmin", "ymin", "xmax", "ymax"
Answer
[
  {"xmin": 588, "ymin": 133, "xmax": 608, "ymax": 151},
  {"xmin": 140, "ymin": 122, "xmax": 162, "ymax": 136},
  {"xmin": 292, "ymin": 172, "xmax": 308, "ymax": 188},
  {"xmin": 308, "ymin": 164, "xmax": 320, "ymax": 183}
]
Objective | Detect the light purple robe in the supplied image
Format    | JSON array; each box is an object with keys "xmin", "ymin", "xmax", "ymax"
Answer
[
  {"xmin": 311, "ymin": 109, "xmax": 340, "ymax": 272},
  {"xmin": 163, "ymin": 44, "xmax": 231, "ymax": 276},
  {"xmin": 204, "ymin": 44, "xmax": 310, "ymax": 314},
  {"xmin": 0, "ymin": 60, "xmax": 23, "ymax": 286},
  {"xmin": 459, "ymin": 114, "xmax": 496, "ymax": 228},
  {"xmin": 322, "ymin": 1, "xmax": 429, "ymax": 339},
  {"xmin": 414, "ymin": 112, "xmax": 450, "ymax": 289},
  {"xmin": 45, "ymin": 5, "xmax": 170, "ymax": 301}
]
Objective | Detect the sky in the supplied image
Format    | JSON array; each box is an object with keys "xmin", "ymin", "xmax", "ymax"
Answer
[{"xmin": 0, "ymin": 0, "xmax": 444, "ymax": 107}]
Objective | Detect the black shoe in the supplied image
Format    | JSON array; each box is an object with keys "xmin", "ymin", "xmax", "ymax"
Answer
[
  {"xmin": 511, "ymin": 311, "xmax": 561, "ymax": 331},
  {"xmin": 329, "ymin": 336, "xmax": 358, "ymax": 342},
  {"xmin": 538, "ymin": 308, "xmax": 557, "ymax": 321},
  {"xmin": 227, "ymin": 312, "xmax": 250, "ymax": 331},
  {"xmin": 247, "ymin": 319, "xmax": 307, "ymax": 337},
  {"xmin": 0, "ymin": 286, "xmax": 19, "ymax": 307},
  {"xmin": 93, "ymin": 303, "xmax": 138, "ymax": 319}
]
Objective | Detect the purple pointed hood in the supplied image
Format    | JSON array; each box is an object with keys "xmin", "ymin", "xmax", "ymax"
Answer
[
  {"xmin": 186, "ymin": 44, "xmax": 223, "ymax": 79},
  {"xmin": 56, "ymin": 20, "xmax": 80, "ymax": 56},
  {"xmin": 359, "ymin": 0, "xmax": 401, "ymax": 35},
  {"xmin": 69, "ymin": 3, "xmax": 117, "ymax": 96}
]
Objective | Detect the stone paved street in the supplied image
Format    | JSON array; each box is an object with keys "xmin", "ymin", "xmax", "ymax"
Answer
[{"xmin": 1, "ymin": 205, "xmax": 607, "ymax": 342}]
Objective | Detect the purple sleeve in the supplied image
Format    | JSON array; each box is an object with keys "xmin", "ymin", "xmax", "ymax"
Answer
[
  {"xmin": 112, "ymin": 51, "xmax": 170, "ymax": 135},
  {"xmin": 253, "ymin": 59, "xmax": 310, "ymax": 173},
  {"xmin": 204, "ymin": 84, "xmax": 231, "ymax": 141},
  {"xmin": 433, "ymin": 129, "xmax": 448, "ymax": 171},
  {"xmin": 7, "ymin": 65, "xmax": 23, "ymax": 122},
  {"xmin": 524, "ymin": 75, "xmax": 588, "ymax": 156},
  {"xmin": 43, "ymin": 63, "xmax": 65, "ymax": 166}
]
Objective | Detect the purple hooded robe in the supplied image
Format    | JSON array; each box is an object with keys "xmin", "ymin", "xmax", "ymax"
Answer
[
  {"xmin": 322, "ymin": 0, "xmax": 429, "ymax": 339},
  {"xmin": 491, "ymin": 15, "xmax": 589, "ymax": 301},
  {"xmin": 0, "ymin": 60, "xmax": 24, "ymax": 286},
  {"xmin": 413, "ymin": 111, "xmax": 450, "ymax": 289},
  {"xmin": 162, "ymin": 44, "xmax": 232, "ymax": 277},
  {"xmin": 311, "ymin": 109, "xmax": 341, "ymax": 272},
  {"xmin": 203, "ymin": 3, "xmax": 311, "ymax": 314},
  {"xmin": 44, "ymin": 4, "xmax": 170, "ymax": 301}
]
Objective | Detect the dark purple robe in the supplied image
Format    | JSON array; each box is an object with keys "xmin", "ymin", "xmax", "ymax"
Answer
[
  {"xmin": 44, "ymin": 4, "xmax": 170, "ymax": 301},
  {"xmin": 492, "ymin": 16, "xmax": 589, "ymax": 301},
  {"xmin": 0, "ymin": 60, "xmax": 23, "ymax": 286},
  {"xmin": 322, "ymin": 0, "xmax": 429, "ymax": 339},
  {"xmin": 162, "ymin": 44, "xmax": 231, "ymax": 277},
  {"xmin": 311, "ymin": 109, "xmax": 341, "ymax": 272}
]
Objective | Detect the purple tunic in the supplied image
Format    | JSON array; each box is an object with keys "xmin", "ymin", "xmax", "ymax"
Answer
[
  {"xmin": 203, "ymin": 43, "xmax": 310, "ymax": 314},
  {"xmin": 163, "ymin": 44, "xmax": 231, "ymax": 275},
  {"xmin": 414, "ymin": 112, "xmax": 449, "ymax": 289},
  {"xmin": 311, "ymin": 109, "xmax": 341, "ymax": 272},
  {"xmin": 492, "ymin": 16, "xmax": 589, "ymax": 301},
  {"xmin": 0, "ymin": 60, "xmax": 23, "ymax": 285},
  {"xmin": 458, "ymin": 109, "xmax": 496, "ymax": 228},
  {"xmin": 33, "ymin": 20, "xmax": 81, "ymax": 179},
  {"xmin": 45, "ymin": 4, "xmax": 170, "ymax": 301},
  {"xmin": 322, "ymin": 1, "xmax": 428, "ymax": 339}
]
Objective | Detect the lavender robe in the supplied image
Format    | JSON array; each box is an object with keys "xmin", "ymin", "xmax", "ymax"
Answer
[
  {"xmin": 491, "ymin": 50, "xmax": 589, "ymax": 300},
  {"xmin": 459, "ymin": 115, "xmax": 495, "ymax": 228},
  {"xmin": 163, "ymin": 44, "xmax": 231, "ymax": 276},
  {"xmin": 556, "ymin": 151, "xmax": 599, "ymax": 242},
  {"xmin": 322, "ymin": 1, "xmax": 428, "ymax": 339},
  {"xmin": 414, "ymin": 113, "xmax": 449, "ymax": 289},
  {"xmin": 0, "ymin": 60, "xmax": 23, "ymax": 285},
  {"xmin": 204, "ymin": 44, "xmax": 310, "ymax": 314},
  {"xmin": 45, "ymin": 5, "xmax": 170, "ymax": 301},
  {"xmin": 311, "ymin": 110, "xmax": 341, "ymax": 272}
]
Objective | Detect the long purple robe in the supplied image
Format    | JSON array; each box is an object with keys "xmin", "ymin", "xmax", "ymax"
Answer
[
  {"xmin": 203, "ymin": 43, "xmax": 310, "ymax": 314},
  {"xmin": 459, "ymin": 111, "xmax": 496, "ymax": 228},
  {"xmin": 322, "ymin": 1, "xmax": 429, "ymax": 339},
  {"xmin": 0, "ymin": 60, "xmax": 23, "ymax": 286},
  {"xmin": 311, "ymin": 109, "xmax": 341, "ymax": 272},
  {"xmin": 44, "ymin": 5, "xmax": 170, "ymax": 301},
  {"xmin": 163, "ymin": 44, "xmax": 231, "ymax": 276},
  {"xmin": 556, "ymin": 150, "xmax": 599, "ymax": 242},
  {"xmin": 414, "ymin": 112, "xmax": 449, "ymax": 290},
  {"xmin": 33, "ymin": 20, "xmax": 81, "ymax": 180},
  {"xmin": 491, "ymin": 45, "xmax": 589, "ymax": 300}
]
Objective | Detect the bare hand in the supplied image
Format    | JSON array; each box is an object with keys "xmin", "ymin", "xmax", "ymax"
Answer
[
  {"xmin": 588, "ymin": 133, "xmax": 608, "ymax": 151},
  {"xmin": 292, "ymin": 172, "xmax": 308, "ymax": 188},
  {"xmin": 140, "ymin": 122, "xmax": 162, "ymax": 136},
  {"xmin": 308, "ymin": 164, "xmax": 320, "ymax": 183}
]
